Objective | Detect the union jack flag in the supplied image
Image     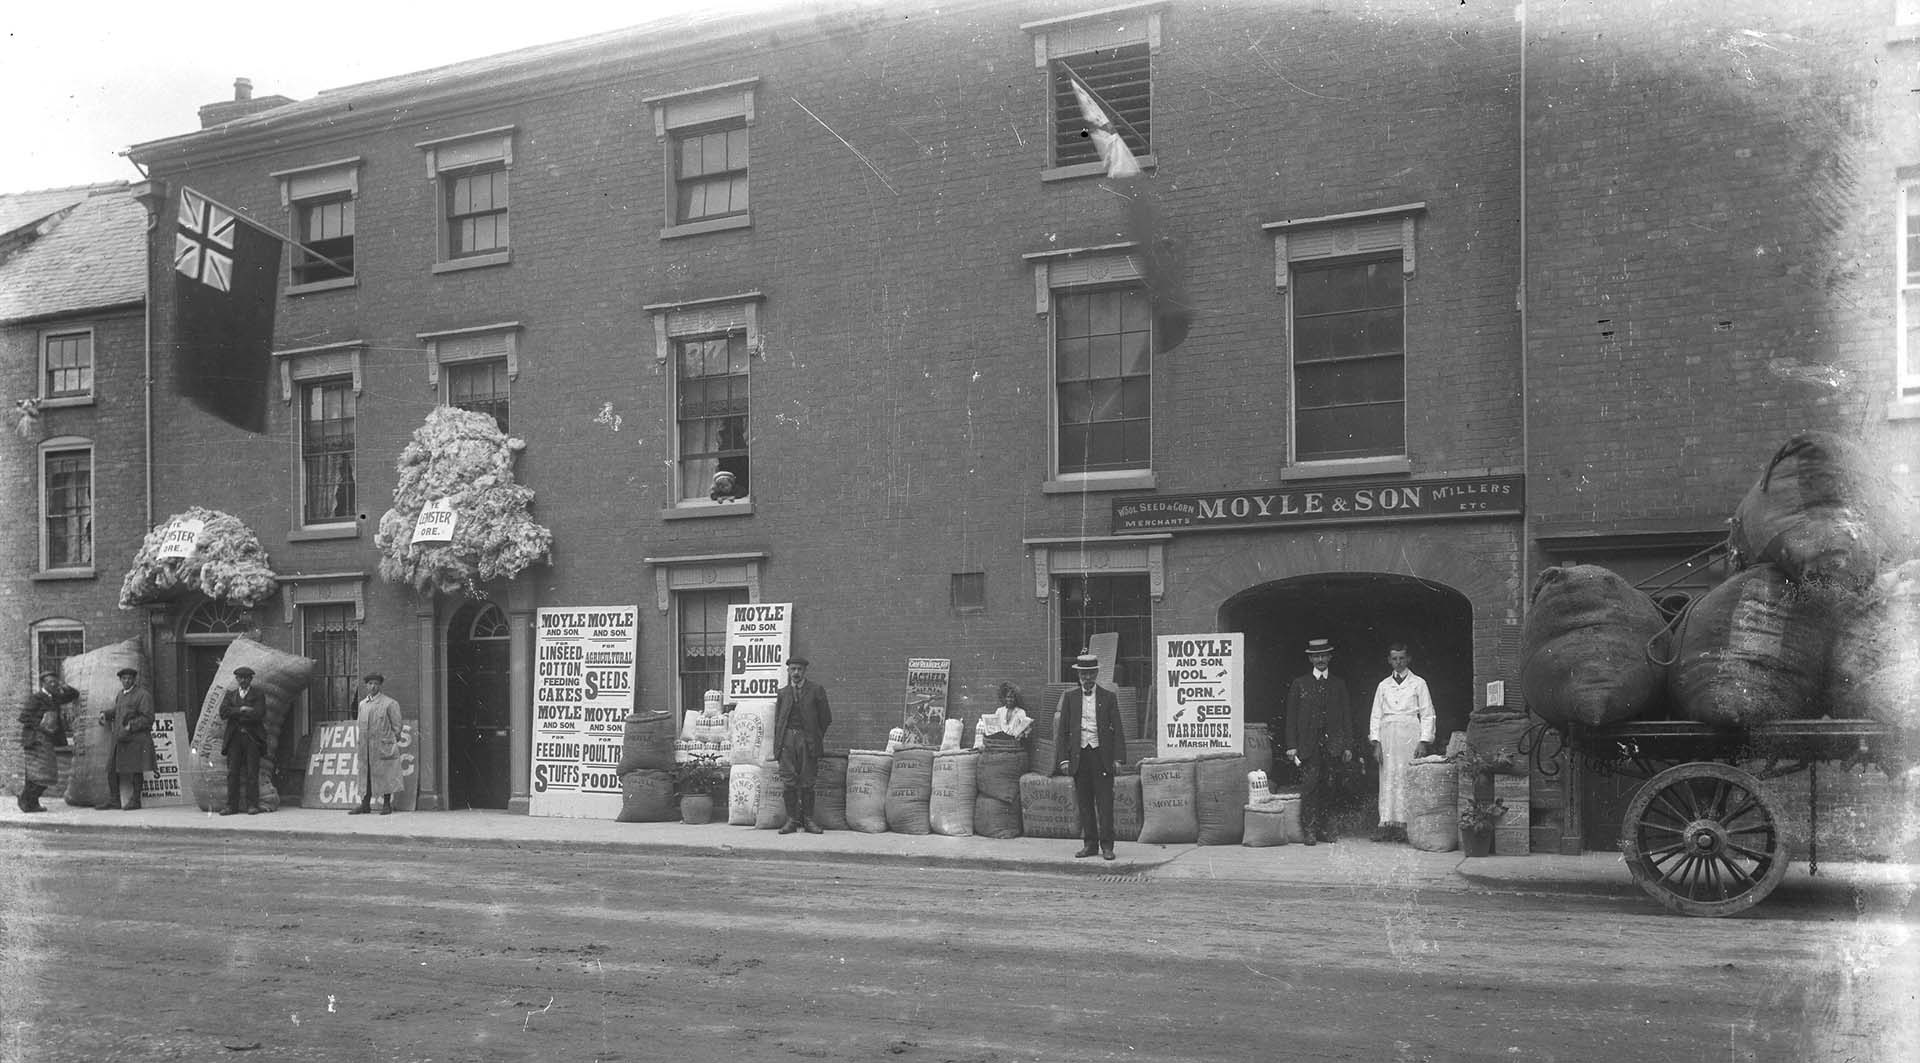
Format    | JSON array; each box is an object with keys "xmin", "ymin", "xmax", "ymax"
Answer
[{"xmin": 171, "ymin": 186, "xmax": 281, "ymax": 432}]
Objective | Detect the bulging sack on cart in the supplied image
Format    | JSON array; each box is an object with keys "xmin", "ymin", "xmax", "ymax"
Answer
[
  {"xmin": 1669, "ymin": 563, "xmax": 1830, "ymax": 727},
  {"xmin": 1727, "ymin": 431, "xmax": 1898, "ymax": 589},
  {"xmin": 1828, "ymin": 559, "xmax": 1920, "ymax": 733},
  {"xmin": 1521, "ymin": 564, "xmax": 1670, "ymax": 728}
]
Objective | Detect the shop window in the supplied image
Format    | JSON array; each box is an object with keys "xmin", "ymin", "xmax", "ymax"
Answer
[
  {"xmin": 647, "ymin": 79, "xmax": 757, "ymax": 238},
  {"xmin": 42, "ymin": 329, "xmax": 93, "ymax": 399},
  {"xmin": 300, "ymin": 380, "xmax": 355, "ymax": 525},
  {"xmin": 676, "ymin": 587, "xmax": 746, "ymax": 719},
  {"xmin": 301, "ymin": 603, "xmax": 359, "ymax": 726},
  {"xmin": 1291, "ymin": 257, "xmax": 1406, "ymax": 462},
  {"xmin": 41, "ymin": 441, "xmax": 93, "ymax": 570},
  {"xmin": 32, "ymin": 621, "xmax": 85, "ymax": 682},
  {"xmin": 1055, "ymin": 572, "xmax": 1153, "ymax": 688}
]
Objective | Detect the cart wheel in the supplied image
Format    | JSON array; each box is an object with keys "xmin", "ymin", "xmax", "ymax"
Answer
[{"xmin": 1620, "ymin": 762, "xmax": 1788, "ymax": 917}]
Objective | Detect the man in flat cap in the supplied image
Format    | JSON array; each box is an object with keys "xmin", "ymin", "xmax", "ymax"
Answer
[
  {"xmin": 97, "ymin": 666, "xmax": 156, "ymax": 811},
  {"xmin": 218, "ymin": 666, "xmax": 269, "ymax": 815},
  {"xmin": 1282, "ymin": 637, "xmax": 1354, "ymax": 844},
  {"xmin": 350, "ymin": 673, "xmax": 405, "ymax": 815},
  {"xmin": 773, "ymin": 656, "xmax": 831, "ymax": 834}
]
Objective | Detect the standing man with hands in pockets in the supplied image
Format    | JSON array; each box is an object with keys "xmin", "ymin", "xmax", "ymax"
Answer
[
  {"xmin": 1056, "ymin": 652, "xmax": 1126, "ymax": 862},
  {"xmin": 1282, "ymin": 637, "xmax": 1353, "ymax": 845},
  {"xmin": 218, "ymin": 666, "xmax": 269, "ymax": 816},
  {"xmin": 774, "ymin": 656, "xmax": 831, "ymax": 835}
]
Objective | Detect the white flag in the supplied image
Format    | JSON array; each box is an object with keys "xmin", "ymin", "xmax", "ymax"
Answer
[{"xmin": 1071, "ymin": 79, "xmax": 1142, "ymax": 179}]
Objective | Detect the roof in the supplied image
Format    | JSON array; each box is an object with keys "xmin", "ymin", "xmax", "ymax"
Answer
[
  {"xmin": 0, "ymin": 183, "xmax": 122, "ymax": 240},
  {"xmin": 0, "ymin": 183, "xmax": 146, "ymax": 324}
]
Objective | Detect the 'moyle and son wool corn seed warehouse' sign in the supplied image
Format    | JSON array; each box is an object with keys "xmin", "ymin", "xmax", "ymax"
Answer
[
  {"xmin": 1157, "ymin": 634, "xmax": 1245, "ymax": 759},
  {"xmin": 531, "ymin": 607, "xmax": 639, "ymax": 818},
  {"xmin": 1112, "ymin": 475, "xmax": 1524, "ymax": 534}
]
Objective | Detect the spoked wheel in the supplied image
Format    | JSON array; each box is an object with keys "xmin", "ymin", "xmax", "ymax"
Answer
[{"xmin": 1620, "ymin": 762, "xmax": 1789, "ymax": 917}]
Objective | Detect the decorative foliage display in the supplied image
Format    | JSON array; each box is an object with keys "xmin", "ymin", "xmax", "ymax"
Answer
[
  {"xmin": 374, "ymin": 406, "xmax": 552, "ymax": 597},
  {"xmin": 119, "ymin": 507, "xmax": 279, "ymax": 609}
]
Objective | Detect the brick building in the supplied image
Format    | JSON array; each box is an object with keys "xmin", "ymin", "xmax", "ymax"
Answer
[
  {"xmin": 1, "ymin": 182, "xmax": 149, "ymax": 790},
  {"xmin": 114, "ymin": 0, "xmax": 1912, "ymax": 836}
]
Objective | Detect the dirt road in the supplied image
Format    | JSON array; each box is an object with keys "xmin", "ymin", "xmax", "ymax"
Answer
[{"xmin": 1, "ymin": 830, "xmax": 1911, "ymax": 1062}]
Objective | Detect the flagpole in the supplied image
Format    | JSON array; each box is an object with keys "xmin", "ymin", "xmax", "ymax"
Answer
[{"xmin": 181, "ymin": 185, "xmax": 354, "ymax": 277}]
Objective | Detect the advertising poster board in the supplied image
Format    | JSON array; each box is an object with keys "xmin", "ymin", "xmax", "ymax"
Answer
[
  {"xmin": 301, "ymin": 716, "xmax": 423, "ymax": 810},
  {"xmin": 410, "ymin": 497, "xmax": 457, "ymax": 544},
  {"xmin": 721, "ymin": 603, "xmax": 793, "ymax": 703},
  {"xmin": 1155, "ymin": 633, "xmax": 1244, "ymax": 759},
  {"xmin": 531, "ymin": 606, "xmax": 638, "ymax": 819},
  {"xmin": 901, "ymin": 657, "xmax": 951, "ymax": 745},
  {"xmin": 137, "ymin": 712, "xmax": 189, "ymax": 806},
  {"xmin": 157, "ymin": 519, "xmax": 204, "ymax": 560}
]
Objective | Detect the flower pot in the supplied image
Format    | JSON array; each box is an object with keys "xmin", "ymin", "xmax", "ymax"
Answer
[
  {"xmin": 1461, "ymin": 827, "xmax": 1492, "ymax": 858},
  {"xmin": 679, "ymin": 793, "xmax": 714, "ymax": 825}
]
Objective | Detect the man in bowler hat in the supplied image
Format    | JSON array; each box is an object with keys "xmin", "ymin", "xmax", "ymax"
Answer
[
  {"xmin": 1282, "ymin": 637, "xmax": 1354, "ymax": 844},
  {"xmin": 773, "ymin": 656, "xmax": 831, "ymax": 834},
  {"xmin": 1055, "ymin": 652, "xmax": 1127, "ymax": 861},
  {"xmin": 218, "ymin": 666, "xmax": 269, "ymax": 815}
]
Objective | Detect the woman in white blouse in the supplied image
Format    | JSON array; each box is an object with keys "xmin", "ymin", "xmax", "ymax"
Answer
[{"xmin": 973, "ymin": 682, "xmax": 1033, "ymax": 749}]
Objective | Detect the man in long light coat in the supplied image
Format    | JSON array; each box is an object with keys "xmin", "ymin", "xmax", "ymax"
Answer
[
  {"xmin": 1367, "ymin": 643, "xmax": 1435, "ymax": 843},
  {"xmin": 99, "ymin": 667, "xmax": 157, "ymax": 810},
  {"xmin": 350, "ymin": 673, "xmax": 405, "ymax": 815}
]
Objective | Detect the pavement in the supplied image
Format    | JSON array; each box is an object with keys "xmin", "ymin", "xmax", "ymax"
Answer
[{"xmin": 7, "ymin": 799, "xmax": 1915, "ymax": 911}]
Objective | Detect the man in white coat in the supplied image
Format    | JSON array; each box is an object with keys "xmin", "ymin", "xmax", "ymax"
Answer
[{"xmin": 1368, "ymin": 643, "xmax": 1434, "ymax": 843}]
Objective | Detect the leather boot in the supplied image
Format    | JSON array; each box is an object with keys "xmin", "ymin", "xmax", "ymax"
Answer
[
  {"xmin": 379, "ymin": 794, "xmax": 392, "ymax": 815},
  {"xmin": 778, "ymin": 788, "xmax": 800, "ymax": 833},
  {"xmin": 19, "ymin": 782, "xmax": 47, "ymax": 813},
  {"xmin": 348, "ymin": 791, "xmax": 372, "ymax": 814},
  {"xmin": 97, "ymin": 780, "xmax": 122, "ymax": 810},
  {"xmin": 121, "ymin": 779, "xmax": 142, "ymax": 811},
  {"xmin": 802, "ymin": 789, "xmax": 822, "ymax": 834}
]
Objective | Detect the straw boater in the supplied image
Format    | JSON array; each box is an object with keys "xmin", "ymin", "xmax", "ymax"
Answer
[{"xmin": 1054, "ymin": 652, "xmax": 1126, "ymax": 861}]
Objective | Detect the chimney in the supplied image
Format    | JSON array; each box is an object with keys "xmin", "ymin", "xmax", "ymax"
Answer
[{"xmin": 198, "ymin": 76, "xmax": 296, "ymax": 129}]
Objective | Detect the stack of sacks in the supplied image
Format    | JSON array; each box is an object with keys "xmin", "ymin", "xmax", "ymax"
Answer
[
  {"xmin": 812, "ymin": 752, "xmax": 851, "ymax": 831},
  {"xmin": 844, "ymin": 749, "xmax": 892, "ymax": 833},
  {"xmin": 755, "ymin": 763, "xmax": 788, "ymax": 830},
  {"xmin": 1193, "ymin": 752, "xmax": 1247, "ymax": 845},
  {"xmin": 1520, "ymin": 565, "xmax": 1671, "ymax": 728},
  {"xmin": 616, "ymin": 769, "xmax": 675, "ymax": 822},
  {"xmin": 617, "ymin": 710, "xmax": 677, "ymax": 775},
  {"xmin": 885, "ymin": 746, "xmax": 936, "ymax": 834},
  {"xmin": 59, "ymin": 638, "xmax": 146, "ymax": 808},
  {"xmin": 1135, "ymin": 757, "xmax": 1198, "ymax": 845},
  {"xmin": 184, "ymin": 638, "xmax": 314, "ymax": 813},
  {"xmin": 1669, "ymin": 564, "xmax": 1831, "ymax": 727},
  {"xmin": 727, "ymin": 763, "xmax": 763, "ymax": 825},
  {"xmin": 929, "ymin": 749, "xmax": 978, "ymax": 836},
  {"xmin": 1018, "ymin": 772, "xmax": 1078, "ymax": 839},
  {"xmin": 974, "ymin": 737, "xmax": 1026, "ymax": 839}
]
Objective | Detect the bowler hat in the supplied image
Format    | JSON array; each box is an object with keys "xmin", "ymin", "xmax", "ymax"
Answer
[
  {"xmin": 1304, "ymin": 638, "xmax": 1334, "ymax": 654},
  {"xmin": 233, "ymin": 666, "xmax": 255, "ymax": 679},
  {"xmin": 116, "ymin": 667, "xmax": 138, "ymax": 678},
  {"xmin": 1070, "ymin": 653, "xmax": 1101, "ymax": 673}
]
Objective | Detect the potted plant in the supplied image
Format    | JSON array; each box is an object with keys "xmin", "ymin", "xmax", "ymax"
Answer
[
  {"xmin": 1458, "ymin": 796, "xmax": 1507, "ymax": 857},
  {"xmin": 672, "ymin": 754, "xmax": 729, "ymax": 825}
]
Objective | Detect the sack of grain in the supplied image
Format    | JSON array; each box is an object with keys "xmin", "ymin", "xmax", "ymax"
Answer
[
  {"xmin": 615, "ymin": 768, "xmax": 676, "ymax": 822},
  {"xmin": 617, "ymin": 710, "xmax": 677, "ymax": 775},
  {"xmin": 1242, "ymin": 802, "xmax": 1297, "ymax": 847},
  {"xmin": 727, "ymin": 762, "xmax": 762, "ymax": 825},
  {"xmin": 929, "ymin": 749, "xmax": 979, "ymax": 836},
  {"xmin": 1728, "ymin": 431, "xmax": 1896, "ymax": 589},
  {"xmin": 1193, "ymin": 752, "xmax": 1247, "ymax": 845},
  {"xmin": 186, "ymin": 638, "xmax": 314, "ymax": 812},
  {"xmin": 1828, "ymin": 560, "xmax": 1920, "ymax": 740},
  {"xmin": 845, "ymin": 749, "xmax": 892, "ymax": 833},
  {"xmin": 974, "ymin": 743, "xmax": 1026, "ymax": 839},
  {"xmin": 1521, "ymin": 565, "xmax": 1670, "ymax": 727},
  {"xmin": 1669, "ymin": 563, "xmax": 1831, "ymax": 727},
  {"xmin": 812, "ymin": 752, "xmax": 851, "ymax": 831},
  {"xmin": 1018, "ymin": 772, "xmax": 1079, "ymax": 839},
  {"xmin": 885, "ymin": 745, "xmax": 936, "ymax": 835},
  {"xmin": 59, "ymin": 638, "xmax": 146, "ymax": 808},
  {"xmin": 727, "ymin": 701, "xmax": 777, "ymax": 765},
  {"xmin": 1405, "ymin": 760, "xmax": 1460, "ymax": 852},
  {"xmin": 1136, "ymin": 757, "xmax": 1198, "ymax": 844},
  {"xmin": 755, "ymin": 760, "xmax": 788, "ymax": 830},
  {"xmin": 1113, "ymin": 767, "xmax": 1143, "ymax": 842}
]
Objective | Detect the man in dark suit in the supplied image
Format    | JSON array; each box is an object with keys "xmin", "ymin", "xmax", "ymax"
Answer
[
  {"xmin": 1055, "ymin": 652, "xmax": 1127, "ymax": 861},
  {"xmin": 1281, "ymin": 637, "xmax": 1354, "ymax": 844},
  {"xmin": 773, "ymin": 656, "xmax": 831, "ymax": 835},
  {"xmin": 218, "ymin": 666, "xmax": 269, "ymax": 816}
]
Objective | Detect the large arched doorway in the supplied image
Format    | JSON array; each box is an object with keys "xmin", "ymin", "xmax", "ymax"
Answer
[
  {"xmin": 447, "ymin": 601, "xmax": 512, "ymax": 809},
  {"xmin": 1222, "ymin": 573, "xmax": 1472, "ymax": 835},
  {"xmin": 179, "ymin": 599, "xmax": 255, "ymax": 739}
]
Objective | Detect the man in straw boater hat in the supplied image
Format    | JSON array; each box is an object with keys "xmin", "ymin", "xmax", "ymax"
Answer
[
  {"xmin": 1282, "ymin": 637, "xmax": 1355, "ymax": 844},
  {"xmin": 98, "ymin": 666, "xmax": 157, "ymax": 811},
  {"xmin": 1054, "ymin": 651, "xmax": 1127, "ymax": 861}
]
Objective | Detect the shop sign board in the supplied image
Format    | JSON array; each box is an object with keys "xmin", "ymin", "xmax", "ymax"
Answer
[
  {"xmin": 1112, "ymin": 474, "xmax": 1524, "ymax": 534},
  {"xmin": 157, "ymin": 518, "xmax": 204, "ymax": 559},
  {"xmin": 137, "ymin": 712, "xmax": 189, "ymax": 806},
  {"xmin": 722, "ymin": 603, "xmax": 793, "ymax": 703},
  {"xmin": 531, "ymin": 606, "xmax": 638, "ymax": 819},
  {"xmin": 301, "ymin": 716, "xmax": 422, "ymax": 810},
  {"xmin": 901, "ymin": 657, "xmax": 951, "ymax": 745},
  {"xmin": 410, "ymin": 498, "xmax": 457, "ymax": 544},
  {"xmin": 1155, "ymin": 633, "xmax": 1243, "ymax": 759}
]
